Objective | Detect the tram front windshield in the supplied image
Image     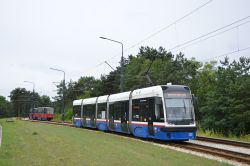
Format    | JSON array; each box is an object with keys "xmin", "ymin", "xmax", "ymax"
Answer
[
  {"xmin": 73, "ymin": 105, "xmax": 81, "ymax": 118},
  {"xmin": 164, "ymin": 94, "xmax": 194, "ymax": 125}
]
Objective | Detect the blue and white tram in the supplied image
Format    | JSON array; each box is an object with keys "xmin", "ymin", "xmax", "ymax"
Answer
[
  {"xmin": 72, "ymin": 85, "xmax": 196, "ymax": 141},
  {"xmin": 72, "ymin": 99, "xmax": 83, "ymax": 127}
]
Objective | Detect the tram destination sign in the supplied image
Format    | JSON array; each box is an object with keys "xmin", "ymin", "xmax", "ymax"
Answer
[{"xmin": 165, "ymin": 93, "xmax": 190, "ymax": 98}]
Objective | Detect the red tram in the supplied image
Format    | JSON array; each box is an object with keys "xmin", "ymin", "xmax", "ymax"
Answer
[{"xmin": 29, "ymin": 107, "xmax": 54, "ymax": 121}]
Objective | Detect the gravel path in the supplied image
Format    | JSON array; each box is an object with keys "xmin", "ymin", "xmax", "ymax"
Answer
[{"xmin": 189, "ymin": 140, "xmax": 250, "ymax": 155}]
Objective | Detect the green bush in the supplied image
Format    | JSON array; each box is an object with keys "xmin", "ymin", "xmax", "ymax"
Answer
[{"xmin": 53, "ymin": 106, "xmax": 72, "ymax": 122}]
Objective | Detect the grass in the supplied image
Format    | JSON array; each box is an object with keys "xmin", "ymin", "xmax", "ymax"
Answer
[
  {"xmin": 0, "ymin": 119, "xmax": 230, "ymax": 166},
  {"xmin": 197, "ymin": 129, "xmax": 250, "ymax": 143}
]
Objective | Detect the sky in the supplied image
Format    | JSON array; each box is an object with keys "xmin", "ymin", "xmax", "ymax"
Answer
[{"xmin": 0, "ymin": 0, "xmax": 250, "ymax": 100}]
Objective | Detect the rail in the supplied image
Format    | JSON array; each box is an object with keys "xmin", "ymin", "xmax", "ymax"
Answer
[
  {"xmin": 196, "ymin": 136, "xmax": 250, "ymax": 148},
  {"xmin": 169, "ymin": 142, "xmax": 250, "ymax": 164}
]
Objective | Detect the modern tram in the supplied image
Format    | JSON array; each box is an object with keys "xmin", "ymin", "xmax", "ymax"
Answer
[{"xmin": 72, "ymin": 85, "xmax": 196, "ymax": 141}]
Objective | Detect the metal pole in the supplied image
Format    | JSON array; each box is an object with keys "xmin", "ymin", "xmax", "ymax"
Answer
[
  {"xmin": 32, "ymin": 84, "xmax": 35, "ymax": 112},
  {"xmin": 104, "ymin": 61, "xmax": 115, "ymax": 71},
  {"xmin": 120, "ymin": 43, "xmax": 124, "ymax": 92},
  {"xmin": 62, "ymin": 72, "xmax": 65, "ymax": 122},
  {"xmin": 50, "ymin": 68, "xmax": 65, "ymax": 122},
  {"xmin": 100, "ymin": 37, "xmax": 124, "ymax": 92}
]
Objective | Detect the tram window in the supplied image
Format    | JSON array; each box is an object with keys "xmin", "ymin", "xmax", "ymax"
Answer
[
  {"xmin": 37, "ymin": 107, "xmax": 43, "ymax": 113},
  {"xmin": 113, "ymin": 102, "xmax": 121, "ymax": 120},
  {"xmin": 83, "ymin": 105, "xmax": 93, "ymax": 119},
  {"xmin": 154, "ymin": 97, "xmax": 164, "ymax": 122},
  {"xmin": 121, "ymin": 101, "xmax": 129, "ymax": 121},
  {"xmin": 101, "ymin": 111, "xmax": 106, "ymax": 119},
  {"xmin": 44, "ymin": 108, "xmax": 47, "ymax": 114},
  {"xmin": 97, "ymin": 103, "xmax": 107, "ymax": 119},
  {"xmin": 88, "ymin": 104, "xmax": 96, "ymax": 119},
  {"xmin": 32, "ymin": 108, "xmax": 37, "ymax": 113},
  {"xmin": 132, "ymin": 98, "xmax": 150, "ymax": 122},
  {"xmin": 109, "ymin": 102, "xmax": 115, "ymax": 120},
  {"xmin": 73, "ymin": 105, "xmax": 81, "ymax": 117},
  {"xmin": 109, "ymin": 101, "xmax": 129, "ymax": 121},
  {"xmin": 47, "ymin": 108, "xmax": 54, "ymax": 114},
  {"xmin": 82, "ymin": 105, "xmax": 87, "ymax": 118}
]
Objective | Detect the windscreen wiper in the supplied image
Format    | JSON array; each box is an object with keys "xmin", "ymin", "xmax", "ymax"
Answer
[{"xmin": 183, "ymin": 100, "xmax": 187, "ymax": 114}]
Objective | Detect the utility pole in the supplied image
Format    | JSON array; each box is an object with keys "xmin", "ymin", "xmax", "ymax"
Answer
[
  {"xmin": 100, "ymin": 37, "xmax": 124, "ymax": 92},
  {"xmin": 50, "ymin": 68, "xmax": 65, "ymax": 122},
  {"xmin": 120, "ymin": 44, "xmax": 124, "ymax": 92}
]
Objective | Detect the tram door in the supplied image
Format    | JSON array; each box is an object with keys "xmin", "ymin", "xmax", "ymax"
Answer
[
  {"xmin": 148, "ymin": 98, "xmax": 155, "ymax": 136},
  {"xmin": 121, "ymin": 101, "xmax": 129, "ymax": 133},
  {"xmin": 108, "ymin": 103, "xmax": 115, "ymax": 130},
  {"xmin": 82, "ymin": 105, "xmax": 87, "ymax": 127},
  {"xmin": 90, "ymin": 104, "xmax": 96, "ymax": 127}
]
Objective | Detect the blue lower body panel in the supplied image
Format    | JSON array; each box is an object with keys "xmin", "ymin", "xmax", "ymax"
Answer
[
  {"xmin": 96, "ymin": 121, "xmax": 108, "ymax": 131},
  {"xmin": 73, "ymin": 119, "xmax": 82, "ymax": 127},
  {"xmin": 71, "ymin": 119, "xmax": 196, "ymax": 141},
  {"xmin": 131, "ymin": 125, "xmax": 148, "ymax": 138},
  {"xmin": 112, "ymin": 123, "xmax": 123, "ymax": 132},
  {"xmin": 84, "ymin": 120, "xmax": 96, "ymax": 128},
  {"xmin": 109, "ymin": 122, "xmax": 129, "ymax": 133},
  {"xmin": 131, "ymin": 125, "xmax": 196, "ymax": 141},
  {"xmin": 166, "ymin": 132, "xmax": 196, "ymax": 140}
]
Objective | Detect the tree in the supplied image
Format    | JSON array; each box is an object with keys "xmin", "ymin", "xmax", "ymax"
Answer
[
  {"xmin": 0, "ymin": 96, "xmax": 12, "ymax": 117},
  {"xmin": 39, "ymin": 95, "xmax": 52, "ymax": 107},
  {"xmin": 192, "ymin": 60, "xmax": 217, "ymax": 121},
  {"xmin": 9, "ymin": 88, "xmax": 52, "ymax": 117},
  {"xmin": 200, "ymin": 57, "xmax": 250, "ymax": 136},
  {"xmin": 124, "ymin": 46, "xmax": 201, "ymax": 90}
]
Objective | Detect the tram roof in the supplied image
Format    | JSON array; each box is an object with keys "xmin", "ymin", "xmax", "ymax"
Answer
[
  {"xmin": 73, "ymin": 99, "xmax": 82, "ymax": 106},
  {"xmin": 82, "ymin": 97, "xmax": 97, "ymax": 105},
  {"xmin": 97, "ymin": 95, "xmax": 109, "ymax": 103},
  {"xmin": 132, "ymin": 86, "xmax": 163, "ymax": 99},
  {"xmin": 109, "ymin": 91, "xmax": 131, "ymax": 102}
]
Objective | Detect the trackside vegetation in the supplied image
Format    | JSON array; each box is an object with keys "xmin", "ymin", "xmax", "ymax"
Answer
[
  {"xmin": 53, "ymin": 106, "xmax": 72, "ymax": 122},
  {"xmin": 0, "ymin": 119, "xmax": 229, "ymax": 166},
  {"xmin": 197, "ymin": 129, "xmax": 250, "ymax": 142}
]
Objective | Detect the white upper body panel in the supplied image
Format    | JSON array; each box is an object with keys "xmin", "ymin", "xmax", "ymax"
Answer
[
  {"xmin": 73, "ymin": 99, "xmax": 82, "ymax": 106},
  {"xmin": 73, "ymin": 86, "xmax": 166, "ymax": 106},
  {"xmin": 82, "ymin": 97, "xmax": 97, "ymax": 105},
  {"xmin": 109, "ymin": 91, "xmax": 131, "ymax": 102},
  {"xmin": 97, "ymin": 95, "xmax": 109, "ymax": 103},
  {"xmin": 132, "ymin": 86, "xmax": 163, "ymax": 99}
]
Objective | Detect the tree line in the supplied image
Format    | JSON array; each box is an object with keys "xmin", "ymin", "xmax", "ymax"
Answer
[
  {"xmin": 0, "ymin": 88, "xmax": 52, "ymax": 117},
  {"xmin": 0, "ymin": 46, "xmax": 249, "ymax": 136}
]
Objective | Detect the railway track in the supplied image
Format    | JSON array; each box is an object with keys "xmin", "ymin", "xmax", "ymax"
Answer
[
  {"xmin": 196, "ymin": 136, "xmax": 250, "ymax": 149},
  {"xmin": 168, "ymin": 142, "xmax": 250, "ymax": 165},
  {"xmin": 26, "ymin": 119, "xmax": 250, "ymax": 165}
]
